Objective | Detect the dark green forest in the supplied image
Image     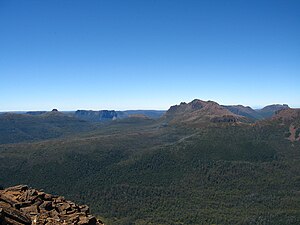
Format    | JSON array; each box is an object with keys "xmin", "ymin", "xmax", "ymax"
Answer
[{"xmin": 0, "ymin": 116, "xmax": 300, "ymax": 224}]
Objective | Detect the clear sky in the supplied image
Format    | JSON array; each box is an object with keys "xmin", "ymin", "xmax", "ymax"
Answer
[{"xmin": 0, "ymin": 0, "xmax": 299, "ymax": 111}]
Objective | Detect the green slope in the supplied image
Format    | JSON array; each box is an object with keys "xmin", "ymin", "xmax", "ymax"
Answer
[
  {"xmin": 0, "ymin": 118, "xmax": 299, "ymax": 224},
  {"xmin": 0, "ymin": 112, "xmax": 97, "ymax": 144}
]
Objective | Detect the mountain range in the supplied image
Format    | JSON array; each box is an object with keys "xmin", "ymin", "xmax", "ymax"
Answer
[
  {"xmin": 0, "ymin": 99, "xmax": 299, "ymax": 224},
  {"xmin": 0, "ymin": 100, "xmax": 291, "ymax": 145},
  {"xmin": 1, "ymin": 101, "xmax": 289, "ymax": 122}
]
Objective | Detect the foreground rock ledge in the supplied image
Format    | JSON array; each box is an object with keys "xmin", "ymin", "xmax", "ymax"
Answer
[{"xmin": 0, "ymin": 185, "xmax": 104, "ymax": 225}]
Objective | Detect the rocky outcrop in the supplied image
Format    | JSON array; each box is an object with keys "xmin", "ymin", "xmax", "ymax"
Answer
[
  {"xmin": 287, "ymin": 124, "xmax": 300, "ymax": 142},
  {"xmin": 0, "ymin": 185, "xmax": 104, "ymax": 225}
]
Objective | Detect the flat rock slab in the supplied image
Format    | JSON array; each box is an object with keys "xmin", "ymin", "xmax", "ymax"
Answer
[{"xmin": 0, "ymin": 185, "xmax": 104, "ymax": 225}]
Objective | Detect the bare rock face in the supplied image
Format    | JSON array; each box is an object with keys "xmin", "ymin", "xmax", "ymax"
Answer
[{"xmin": 0, "ymin": 185, "xmax": 104, "ymax": 225}]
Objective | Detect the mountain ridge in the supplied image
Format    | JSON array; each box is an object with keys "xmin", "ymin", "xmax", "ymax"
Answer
[
  {"xmin": 0, "ymin": 100, "xmax": 300, "ymax": 224},
  {"xmin": 164, "ymin": 99, "xmax": 249, "ymax": 125}
]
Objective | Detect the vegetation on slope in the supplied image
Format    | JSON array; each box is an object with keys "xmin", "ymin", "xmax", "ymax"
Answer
[
  {"xmin": 1, "ymin": 108, "xmax": 300, "ymax": 224},
  {"xmin": 0, "ymin": 112, "xmax": 97, "ymax": 144},
  {"xmin": 0, "ymin": 113, "xmax": 299, "ymax": 224}
]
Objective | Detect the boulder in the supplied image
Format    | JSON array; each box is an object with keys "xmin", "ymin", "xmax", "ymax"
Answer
[{"xmin": 0, "ymin": 185, "xmax": 104, "ymax": 225}]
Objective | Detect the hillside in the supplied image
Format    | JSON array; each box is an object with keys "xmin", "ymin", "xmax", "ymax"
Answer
[
  {"xmin": 271, "ymin": 108, "xmax": 300, "ymax": 142},
  {"xmin": 257, "ymin": 104, "xmax": 290, "ymax": 118},
  {"xmin": 1, "ymin": 105, "xmax": 300, "ymax": 224},
  {"xmin": 0, "ymin": 111, "xmax": 96, "ymax": 145},
  {"xmin": 224, "ymin": 105, "xmax": 264, "ymax": 120},
  {"xmin": 272, "ymin": 108, "xmax": 300, "ymax": 122}
]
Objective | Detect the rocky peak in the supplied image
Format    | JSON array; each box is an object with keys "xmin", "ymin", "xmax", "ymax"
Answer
[
  {"xmin": 166, "ymin": 99, "xmax": 208, "ymax": 115},
  {"xmin": 0, "ymin": 185, "xmax": 104, "ymax": 225},
  {"xmin": 164, "ymin": 99, "xmax": 247, "ymax": 125}
]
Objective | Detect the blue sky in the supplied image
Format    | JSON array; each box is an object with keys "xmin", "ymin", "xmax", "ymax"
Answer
[{"xmin": 0, "ymin": 0, "xmax": 299, "ymax": 111}]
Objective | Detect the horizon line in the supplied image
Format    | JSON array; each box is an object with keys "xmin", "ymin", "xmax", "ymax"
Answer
[{"xmin": 1, "ymin": 103, "xmax": 299, "ymax": 112}]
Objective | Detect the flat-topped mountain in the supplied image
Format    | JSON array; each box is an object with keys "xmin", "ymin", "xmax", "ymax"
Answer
[
  {"xmin": 74, "ymin": 110, "xmax": 165, "ymax": 122},
  {"xmin": 164, "ymin": 99, "xmax": 248, "ymax": 125},
  {"xmin": 75, "ymin": 110, "xmax": 122, "ymax": 122}
]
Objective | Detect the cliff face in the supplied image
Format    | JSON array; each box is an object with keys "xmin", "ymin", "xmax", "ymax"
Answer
[
  {"xmin": 74, "ymin": 110, "xmax": 165, "ymax": 122},
  {"xmin": 75, "ymin": 110, "xmax": 121, "ymax": 122},
  {"xmin": 0, "ymin": 185, "xmax": 104, "ymax": 225}
]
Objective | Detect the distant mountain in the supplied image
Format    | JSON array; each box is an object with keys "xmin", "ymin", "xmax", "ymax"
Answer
[
  {"xmin": 257, "ymin": 104, "xmax": 289, "ymax": 118},
  {"xmin": 122, "ymin": 110, "xmax": 165, "ymax": 119},
  {"xmin": 223, "ymin": 104, "xmax": 291, "ymax": 120},
  {"xmin": 74, "ymin": 110, "xmax": 123, "ymax": 122},
  {"xmin": 164, "ymin": 99, "xmax": 248, "ymax": 125},
  {"xmin": 26, "ymin": 111, "xmax": 47, "ymax": 115},
  {"xmin": 1, "ymin": 100, "xmax": 300, "ymax": 225},
  {"xmin": 128, "ymin": 114, "xmax": 150, "ymax": 119},
  {"xmin": 74, "ymin": 110, "xmax": 165, "ymax": 122},
  {"xmin": 1, "ymin": 101, "xmax": 300, "ymax": 224},
  {"xmin": 0, "ymin": 111, "xmax": 95, "ymax": 144},
  {"xmin": 224, "ymin": 105, "xmax": 264, "ymax": 121},
  {"xmin": 0, "ymin": 103, "xmax": 291, "ymax": 123}
]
